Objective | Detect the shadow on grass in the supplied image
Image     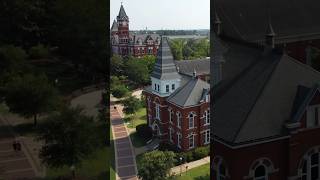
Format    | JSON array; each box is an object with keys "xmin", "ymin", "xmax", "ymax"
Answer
[{"xmin": 194, "ymin": 174, "xmax": 210, "ymax": 180}]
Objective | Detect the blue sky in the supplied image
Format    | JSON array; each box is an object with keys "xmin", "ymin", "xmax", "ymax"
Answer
[{"xmin": 110, "ymin": 0, "xmax": 210, "ymax": 30}]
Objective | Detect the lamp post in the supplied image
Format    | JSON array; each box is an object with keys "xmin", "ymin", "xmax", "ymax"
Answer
[
  {"xmin": 180, "ymin": 157, "xmax": 182, "ymax": 176},
  {"xmin": 70, "ymin": 165, "xmax": 75, "ymax": 179}
]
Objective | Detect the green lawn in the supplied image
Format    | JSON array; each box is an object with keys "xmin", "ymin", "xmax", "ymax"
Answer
[
  {"xmin": 174, "ymin": 163, "xmax": 210, "ymax": 180},
  {"xmin": 124, "ymin": 108, "xmax": 147, "ymax": 129},
  {"xmin": 46, "ymin": 147, "xmax": 108, "ymax": 179}
]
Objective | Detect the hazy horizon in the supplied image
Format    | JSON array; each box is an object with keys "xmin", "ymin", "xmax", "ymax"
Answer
[{"xmin": 110, "ymin": 0, "xmax": 210, "ymax": 30}]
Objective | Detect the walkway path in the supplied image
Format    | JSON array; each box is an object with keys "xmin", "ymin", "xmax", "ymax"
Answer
[
  {"xmin": 170, "ymin": 156, "xmax": 210, "ymax": 176},
  {"xmin": 0, "ymin": 118, "xmax": 37, "ymax": 179},
  {"xmin": 110, "ymin": 105, "xmax": 138, "ymax": 180},
  {"xmin": 71, "ymin": 89, "xmax": 103, "ymax": 119}
]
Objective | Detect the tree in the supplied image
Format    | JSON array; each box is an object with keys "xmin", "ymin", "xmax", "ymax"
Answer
[
  {"xmin": 110, "ymin": 55, "xmax": 124, "ymax": 75},
  {"xmin": 111, "ymin": 85, "xmax": 129, "ymax": 98},
  {"xmin": 0, "ymin": 45, "xmax": 27, "ymax": 74},
  {"xmin": 138, "ymin": 150, "xmax": 176, "ymax": 180},
  {"xmin": 36, "ymin": 106, "xmax": 100, "ymax": 178},
  {"xmin": 122, "ymin": 95, "xmax": 142, "ymax": 115},
  {"xmin": 4, "ymin": 73, "xmax": 59, "ymax": 125},
  {"xmin": 170, "ymin": 39, "xmax": 184, "ymax": 60},
  {"xmin": 125, "ymin": 57, "xmax": 150, "ymax": 85}
]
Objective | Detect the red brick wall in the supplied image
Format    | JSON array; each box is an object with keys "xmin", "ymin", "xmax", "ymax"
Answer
[
  {"xmin": 213, "ymin": 139, "xmax": 289, "ymax": 180},
  {"xmin": 143, "ymin": 90, "xmax": 210, "ymax": 151}
]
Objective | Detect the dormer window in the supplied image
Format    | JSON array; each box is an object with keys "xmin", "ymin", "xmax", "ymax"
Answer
[
  {"xmin": 172, "ymin": 84, "xmax": 175, "ymax": 91},
  {"xmin": 157, "ymin": 84, "xmax": 160, "ymax": 92},
  {"xmin": 306, "ymin": 105, "xmax": 320, "ymax": 128},
  {"xmin": 166, "ymin": 85, "xmax": 169, "ymax": 93}
]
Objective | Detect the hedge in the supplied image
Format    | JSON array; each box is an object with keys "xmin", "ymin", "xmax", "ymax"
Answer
[{"xmin": 136, "ymin": 124, "xmax": 152, "ymax": 140}]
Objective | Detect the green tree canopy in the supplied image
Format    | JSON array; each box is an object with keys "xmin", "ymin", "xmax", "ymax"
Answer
[
  {"xmin": 4, "ymin": 73, "xmax": 59, "ymax": 125},
  {"xmin": 138, "ymin": 150, "xmax": 176, "ymax": 180},
  {"xmin": 122, "ymin": 95, "xmax": 142, "ymax": 115},
  {"xmin": 125, "ymin": 57, "xmax": 150, "ymax": 85},
  {"xmin": 36, "ymin": 106, "xmax": 101, "ymax": 177}
]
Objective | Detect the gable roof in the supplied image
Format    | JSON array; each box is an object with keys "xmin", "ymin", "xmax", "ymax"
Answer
[
  {"xmin": 213, "ymin": 36, "xmax": 320, "ymax": 145},
  {"xmin": 215, "ymin": 0, "xmax": 320, "ymax": 44},
  {"xmin": 167, "ymin": 78, "xmax": 210, "ymax": 107},
  {"xmin": 174, "ymin": 59, "xmax": 210, "ymax": 76},
  {"xmin": 290, "ymin": 84, "xmax": 320, "ymax": 124},
  {"xmin": 151, "ymin": 37, "xmax": 181, "ymax": 80}
]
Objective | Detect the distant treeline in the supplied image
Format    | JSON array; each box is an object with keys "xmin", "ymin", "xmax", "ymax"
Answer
[{"xmin": 132, "ymin": 30, "xmax": 209, "ymax": 36}]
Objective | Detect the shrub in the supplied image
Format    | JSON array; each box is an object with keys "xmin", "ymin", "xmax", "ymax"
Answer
[
  {"xmin": 29, "ymin": 44, "xmax": 50, "ymax": 59},
  {"xmin": 158, "ymin": 141, "xmax": 179, "ymax": 152},
  {"xmin": 136, "ymin": 124, "xmax": 152, "ymax": 140},
  {"xmin": 112, "ymin": 85, "xmax": 129, "ymax": 98},
  {"xmin": 193, "ymin": 146, "xmax": 209, "ymax": 160}
]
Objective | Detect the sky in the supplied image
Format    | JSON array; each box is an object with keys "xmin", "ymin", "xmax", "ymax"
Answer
[{"xmin": 110, "ymin": 0, "xmax": 210, "ymax": 30}]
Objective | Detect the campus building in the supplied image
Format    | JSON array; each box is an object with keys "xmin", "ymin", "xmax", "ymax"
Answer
[
  {"xmin": 110, "ymin": 4, "xmax": 161, "ymax": 57},
  {"xmin": 212, "ymin": 0, "xmax": 320, "ymax": 179},
  {"xmin": 143, "ymin": 36, "xmax": 210, "ymax": 152}
]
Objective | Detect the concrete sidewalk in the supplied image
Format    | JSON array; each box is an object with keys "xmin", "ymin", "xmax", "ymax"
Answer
[
  {"xmin": 170, "ymin": 156, "xmax": 210, "ymax": 176},
  {"xmin": 110, "ymin": 106, "xmax": 138, "ymax": 180}
]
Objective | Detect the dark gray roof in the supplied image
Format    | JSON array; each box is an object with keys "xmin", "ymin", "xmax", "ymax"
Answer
[
  {"xmin": 167, "ymin": 78, "xmax": 210, "ymax": 107},
  {"xmin": 213, "ymin": 36, "xmax": 320, "ymax": 144},
  {"xmin": 129, "ymin": 33, "xmax": 160, "ymax": 45},
  {"xmin": 290, "ymin": 84, "xmax": 320, "ymax": 124},
  {"xmin": 111, "ymin": 20, "xmax": 118, "ymax": 31},
  {"xmin": 174, "ymin": 59, "xmax": 210, "ymax": 76},
  {"xmin": 151, "ymin": 37, "xmax": 181, "ymax": 80},
  {"xmin": 215, "ymin": 0, "xmax": 320, "ymax": 43},
  {"xmin": 117, "ymin": 4, "xmax": 128, "ymax": 20}
]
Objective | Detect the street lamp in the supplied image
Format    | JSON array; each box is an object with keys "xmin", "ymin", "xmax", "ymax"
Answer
[{"xmin": 179, "ymin": 157, "xmax": 183, "ymax": 176}]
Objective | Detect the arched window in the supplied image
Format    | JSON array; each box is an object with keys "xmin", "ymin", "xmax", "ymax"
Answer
[
  {"xmin": 177, "ymin": 112, "xmax": 181, "ymax": 128},
  {"xmin": 213, "ymin": 156, "xmax": 229, "ymax": 180},
  {"xmin": 169, "ymin": 108, "xmax": 174, "ymax": 123},
  {"xmin": 254, "ymin": 165, "xmax": 267, "ymax": 180},
  {"xmin": 189, "ymin": 113, "xmax": 194, "ymax": 129},
  {"xmin": 217, "ymin": 162, "xmax": 226, "ymax": 180},
  {"xmin": 246, "ymin": 158, "xmax": 276, "ymax": 180},
  {"xmin": 298, "ymin": 147, "xmax": 320, "ymax": 180}
]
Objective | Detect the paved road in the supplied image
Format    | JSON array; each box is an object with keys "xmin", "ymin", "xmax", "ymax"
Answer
[
  {"xmin": 110, "ymin": 106, "xmax": 138, "ymax": 180},
  {"xmin": 0, "ymin": 124, "xmax": 36, "ymax": 180},
  {"xmin": 71, "ymin": 90, "xmax": 103, "ymax": 119}
]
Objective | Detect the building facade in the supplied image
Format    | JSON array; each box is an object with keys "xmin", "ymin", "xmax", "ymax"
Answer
[
  {"xmin": 143, "ymin": 36, "xmax": 210, "ymax": 152},
  {"xmin": 111, "ymin": 4, "xmax": 161, "ymax": 57},
  {"xmin": 212, "ymin": 0, "xmax": 320, "ymax": 179}
]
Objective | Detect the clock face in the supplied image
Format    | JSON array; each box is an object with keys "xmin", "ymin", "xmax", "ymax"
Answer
[{"xmin": 122, "ymin": 21, "xmax": 127, "ymax": 26}]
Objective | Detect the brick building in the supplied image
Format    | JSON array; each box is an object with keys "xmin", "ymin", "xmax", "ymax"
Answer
[
  {"xmin": 110, "ymin": 4, "xmax": 160, "ymax": 57},
  {"xmin": 143, "ymin": 36, "xmax": 210, "ymax": 152},
  {"xmin": 212, "ymin": 0, "xmax": 320, "ymax": 179}
]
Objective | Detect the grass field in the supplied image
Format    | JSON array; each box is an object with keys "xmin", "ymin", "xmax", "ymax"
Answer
[
  {"xmin": 174, "ymin": 163, "xmax": 210, "ymax": 180},
  {"xmin": 46, "ymin": 147, "xmax": 108, "ymax": 179},
  {"xmin": 124, "ymin": 108, "xmax": 146, "ymax": 129}
]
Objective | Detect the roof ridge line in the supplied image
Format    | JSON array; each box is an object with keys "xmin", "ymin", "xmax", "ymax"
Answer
[
  {"xmin": 284, "ymin": 54, "xmax": 320, "ymax": 76},
  {"xmin": 232, "ymin": 55, "xmax": 281, "ymax": 143}
]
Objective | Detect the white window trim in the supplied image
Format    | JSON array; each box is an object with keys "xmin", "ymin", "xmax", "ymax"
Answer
[
  {"xmin": 188, "ymin": 134, "xmax": 195, "ymax": 149},
  {"xmin": 155, "ymin": 103, "xmax": 160, "ymax": 120},
  {"xmin": 188, "ymin": 112, "xmax": 196, "ymax": 129},
  {"xmin": 176, "ymin": 112, "xmax": 182, "ymax": 129},
  {"xmin": 204, "ymin": 129, "xmax": 210, "ymax": 145},
  {"xmin": 177, "ymin": 132, "xmax": 182, "ymax": 148},
  {"xmin": 169, "ymin": 127, "xmax": 173, "ymax": 143}
]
